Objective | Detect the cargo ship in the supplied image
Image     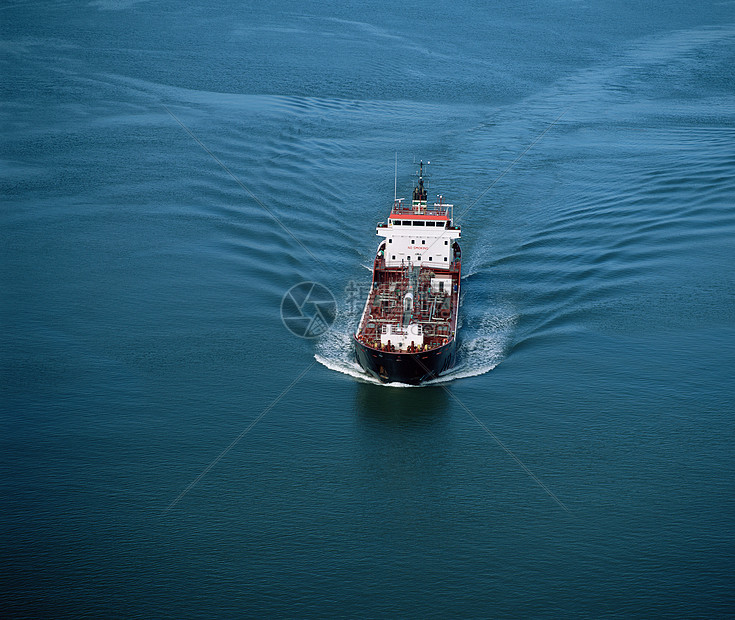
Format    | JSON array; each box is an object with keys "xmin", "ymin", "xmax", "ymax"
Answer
[{"xmin": 354, "ymin": 162, "xmax": 461, "ymax": 384}]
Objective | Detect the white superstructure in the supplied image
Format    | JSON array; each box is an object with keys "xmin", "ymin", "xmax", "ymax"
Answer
[{"xmin": 375, "ymin": 164, "xmax": 461, "ymax": 269}]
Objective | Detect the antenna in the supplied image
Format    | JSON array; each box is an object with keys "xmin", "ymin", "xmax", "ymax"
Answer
[{"xmin": 394, "ymin": 152, "xmax": 397, "ymax": 202}]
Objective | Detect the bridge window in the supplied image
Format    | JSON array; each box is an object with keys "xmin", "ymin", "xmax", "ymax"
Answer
[
  {"xmin": 413, "ymin": 221, "xmax": 424, "ymax": 226},
  {"xmin": 426, "ymin": 221, "xmax": 435, "ymax": 227}
]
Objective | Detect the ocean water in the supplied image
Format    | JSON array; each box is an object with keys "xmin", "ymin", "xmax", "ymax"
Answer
[{"xmin": 2, "ymin": 1, "xmax": 734, "ymax": 617}]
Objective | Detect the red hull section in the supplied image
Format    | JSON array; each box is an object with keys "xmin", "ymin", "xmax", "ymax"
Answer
[{"xmin": 354, "ymin": 242, "xmax": 462, "ymax": 383}]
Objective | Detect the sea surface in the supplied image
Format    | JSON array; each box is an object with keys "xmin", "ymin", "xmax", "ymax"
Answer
[{"xmin": 2, "ymin": 1, "xmax": 734, "ymax": 617}]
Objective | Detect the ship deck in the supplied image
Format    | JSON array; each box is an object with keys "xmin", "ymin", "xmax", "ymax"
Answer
[{"xmin": 356, "ymin": 246, "xmax": 461, "ymax": 353}]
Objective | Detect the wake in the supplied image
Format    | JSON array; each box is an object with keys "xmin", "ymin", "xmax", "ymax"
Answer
[{"xmin": 314, "ymin": 306, "xmax": 516, "ymax": 388}]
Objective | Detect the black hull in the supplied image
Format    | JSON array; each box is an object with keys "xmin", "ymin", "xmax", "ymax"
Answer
[{"xmin": 354, "ymin": 336, "xmax": 456, "ymax": 385}]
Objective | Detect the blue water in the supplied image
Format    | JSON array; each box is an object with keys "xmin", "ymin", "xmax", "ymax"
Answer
[{"xmin": 2, "ymin": 1, "xmax": 735, "ymax": 617}]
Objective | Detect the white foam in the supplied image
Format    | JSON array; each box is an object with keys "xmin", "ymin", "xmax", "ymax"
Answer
[
  {"xmin": 460, "ymin": 242, "xmax": 492, "ymax": 280},
  {"xmin": 314, "ymin": 304, "xmax": 516, "ymax": 387},
  {"xmin": 313, "ymin": 353, "xmax": 384, "ymax": 385}
]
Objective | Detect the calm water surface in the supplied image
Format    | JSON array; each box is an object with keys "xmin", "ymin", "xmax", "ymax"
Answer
[{"xmin": 2, "ymin": 1, "xmax": 734, "ymax": 617}]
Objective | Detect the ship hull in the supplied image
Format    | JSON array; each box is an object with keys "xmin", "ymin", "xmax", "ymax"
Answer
[
  {"xmin": 354, "ymin": 336, "xmax": 456, "ymax": 385},
  {"xmin": 353, "ymin": 162, "xmax": 461, "ymax": 385}
]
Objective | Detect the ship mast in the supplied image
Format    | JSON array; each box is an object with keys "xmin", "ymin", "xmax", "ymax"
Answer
[
  {"xmin": 394, "ymin": 152, "xmax": 398, "ymax": 202},
  {"xmin": 412, "ymin": 160, "xmax": 428, "ymax": 205}
]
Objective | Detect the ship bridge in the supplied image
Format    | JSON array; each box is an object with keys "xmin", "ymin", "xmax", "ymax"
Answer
[
  {"xmin": 375, "ymin": 161, "xmax": 461, "ymax": 269},
  {"xmin": 376, "ymin": 197, "xmax": 461, "ymax": 270}
]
